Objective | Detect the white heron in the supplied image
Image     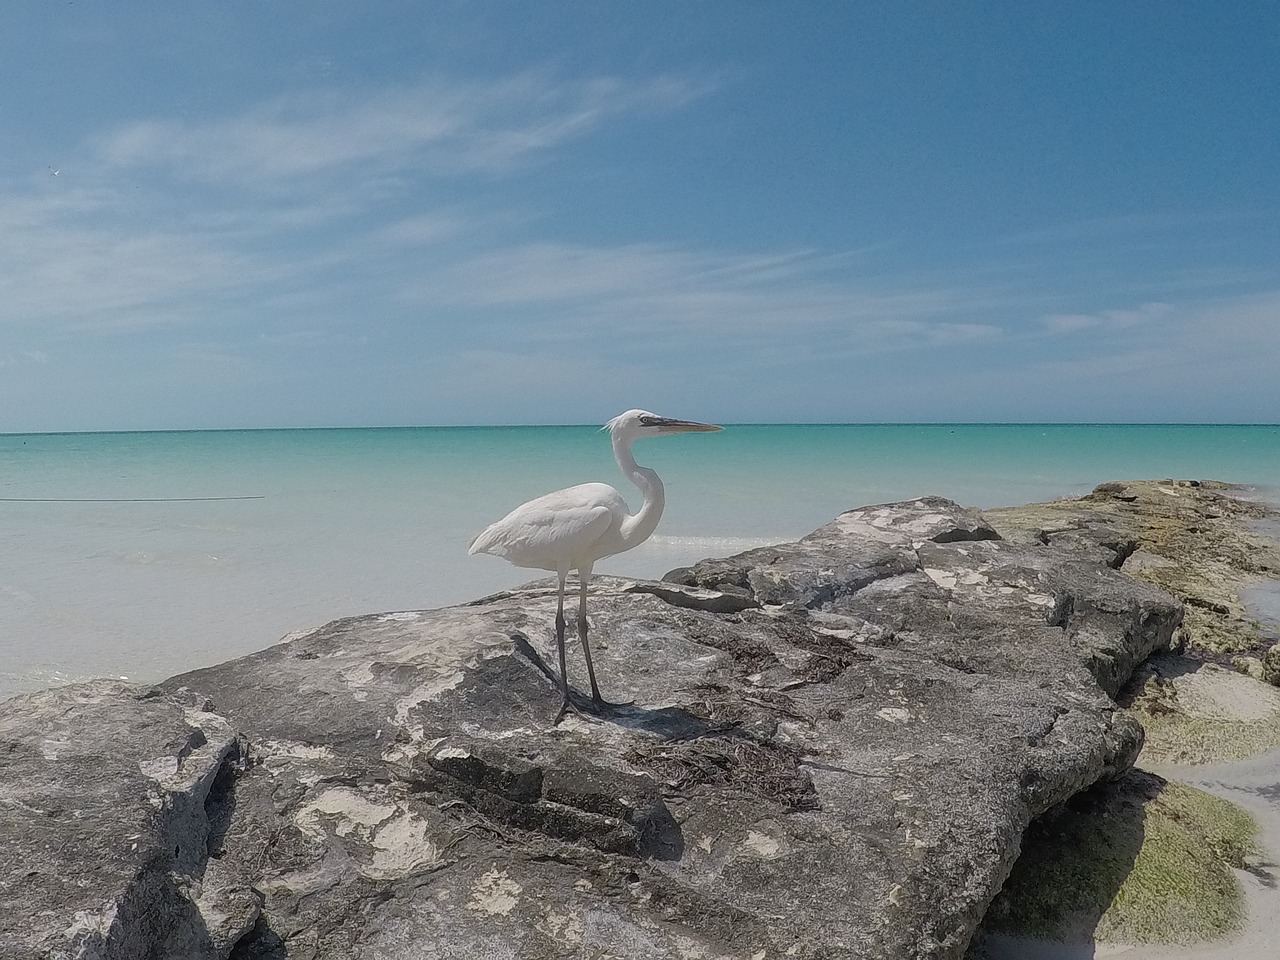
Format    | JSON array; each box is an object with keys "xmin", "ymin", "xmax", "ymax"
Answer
[{"xmin": 469, "ymin": 409, "xmax": 722, "ymax": 722}]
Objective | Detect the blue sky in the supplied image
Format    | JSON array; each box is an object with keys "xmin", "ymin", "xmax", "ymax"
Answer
[{"xmin": 2, "ymin": 1, "xmax": 1277, "ymax": 430}]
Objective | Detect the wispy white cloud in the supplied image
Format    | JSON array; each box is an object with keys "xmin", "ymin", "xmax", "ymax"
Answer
[
  {"xmin": 0, "ymin": 202, "xmax": 270, "ymax": 331},
  {"xmin": 414, "ymin": 241, "xmax": 1021, "ymax": 347},
  {"xmin": 0, "ymin": 72, "xmax": 717, "ymax": 346},
  {"xmin": 94, "ymin": 73, "xmax": 714, "ymax": 188},
  {"xmin": 1041, "ymin": 301, "xmax": 1172, "ymax": 334},
  {"xmin": 1042, "ymin": 313, "xmax": 1101, "ymax": 334},
  {"xmin": 256, "ymin": 329, "xmax": 370, "ymax": 348},
  {"xmin": 1022, "ymin": 291, "xmax": 1280, "ymax": 400},
  {"xmin": 368, "ymin": 213, "xmax": 462, "ymax": 247},
  {"xmin": 990, "ymin": 209, "xmax": 1268, "ymax": 250},
  {"xmin": 0, "ymin": 350, "xmax": 49, "ymax": 367},
  {"xmin": 867, "ymin": 319, "xmax": 1002, "ymax": 344}
]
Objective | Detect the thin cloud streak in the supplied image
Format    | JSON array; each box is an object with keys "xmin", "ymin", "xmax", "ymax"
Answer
[
  {"xmin": 1041, "ymin": 302, "xmax": 1172, "ymax": 335},
  {"xmin": 988, "ymin": 208, "xmax": 1274, "ymax": 250},
  {"xmin": 0, "ymin": 72, "xmax": 716, "ymax": 341},
  {"xmin": 407, "ymin": 240, "xmax": 1033, "ymax": 362},
  {"xmin": 94, "ymin": 73, "xmax": 716, "ymax": 187},
  {"xmin": 1025, "ymin": 291, "xmax": 1280, "ymax": 385}
]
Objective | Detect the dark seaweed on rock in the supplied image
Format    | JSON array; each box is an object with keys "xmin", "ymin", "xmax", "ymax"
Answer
[{"xmin": 625, "ymin": 737, "xmax": 820, "ymax": 812}]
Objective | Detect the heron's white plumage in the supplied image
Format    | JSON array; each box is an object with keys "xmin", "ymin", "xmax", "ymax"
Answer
[{"xmin": 468, "ymin": 482, "xmax": 627, "ymax": 571}]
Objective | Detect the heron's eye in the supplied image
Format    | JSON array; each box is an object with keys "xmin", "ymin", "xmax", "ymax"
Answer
[{"xmin": 638, "ymin": 415, "xmax": 663, "ymax": 427}]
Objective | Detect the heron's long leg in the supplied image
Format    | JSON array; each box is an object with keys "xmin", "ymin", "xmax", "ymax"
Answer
[
  {"xmin": 577, "ymin": 565, "xmax": 632, "ymax": 710},
  {"xmin": 576, "ymin": 567, "xmax": 603, "ymax": 702},
  {"xmin": 553, "ymin": 568, "xmax": 573, "ymax": 724}
]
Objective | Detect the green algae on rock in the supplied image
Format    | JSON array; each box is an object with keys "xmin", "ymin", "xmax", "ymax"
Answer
[
  {"xmin": 978, "ymin": 769, "xmax": 1260, "ymax": 946},
  {"xmin": 1124, "ymin": 656, "xmax": 1280, "ymax": 766},
  {"xmin": 970, "ymin": 480, "xmax": 1278, "ymax": 955}
]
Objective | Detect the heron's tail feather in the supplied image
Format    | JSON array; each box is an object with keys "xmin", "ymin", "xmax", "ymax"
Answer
[{"xmin": 468, "ymin": 524, "xmax": 506, "ymax": 557}]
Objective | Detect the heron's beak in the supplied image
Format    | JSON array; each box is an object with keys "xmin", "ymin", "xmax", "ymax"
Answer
[{"xmin": 647, "ymin": 417, "xmax": 723, "ymax": 434}]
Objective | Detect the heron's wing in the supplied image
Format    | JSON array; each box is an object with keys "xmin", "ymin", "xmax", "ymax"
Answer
[{"xmin": 469, "ymin": 483, "xmax": 624, "ymax": 569}]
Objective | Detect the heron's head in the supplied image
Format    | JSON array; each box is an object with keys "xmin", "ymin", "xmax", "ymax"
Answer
[{"xmin": 604, "ymin": 409, "xmax": 723, "ymax": 442}]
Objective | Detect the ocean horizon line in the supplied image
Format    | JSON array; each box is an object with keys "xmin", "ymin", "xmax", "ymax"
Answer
[{"xmin": 5, "ymin": 420, "xmax": 1280, "ymax": 438}]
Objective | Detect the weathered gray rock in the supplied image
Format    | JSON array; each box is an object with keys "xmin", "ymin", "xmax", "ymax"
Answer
[
  {"xmin": 0, "ymin": 495, "xmax": 1183, "ymax": 960},
  {"xmin": 0, "ymin": 681, "xmax": 251, "ymax": 960}
]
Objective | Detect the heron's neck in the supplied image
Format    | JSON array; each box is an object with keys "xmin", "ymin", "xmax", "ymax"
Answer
[{"xmin": 614, "ymin": 435, "xmax": 665, "ymax": 548}]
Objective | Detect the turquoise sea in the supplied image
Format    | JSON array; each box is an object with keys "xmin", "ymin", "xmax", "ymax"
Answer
[{"xmin": 3, "ymin": 423, "xmax": 1279, "ymax": 701}]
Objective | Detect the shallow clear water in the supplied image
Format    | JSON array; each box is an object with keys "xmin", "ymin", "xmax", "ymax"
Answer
[{"xmin": 3, "ymin": 423, "xmax": 1279, "ymax": 699}]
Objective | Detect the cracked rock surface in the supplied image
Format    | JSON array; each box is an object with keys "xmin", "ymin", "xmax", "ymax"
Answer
[
  {"xmin": 0, "ymin": 681, "xmax": 251, "ymax": 960},
  {"xmin": 1, "ymin": 494, "xmax": 1186, "ymax": 959}
]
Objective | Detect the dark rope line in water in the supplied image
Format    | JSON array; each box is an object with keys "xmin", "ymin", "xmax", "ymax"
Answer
[{"xmin": 0, "ymin": 496, "xmax": 265, "ymax": 502}]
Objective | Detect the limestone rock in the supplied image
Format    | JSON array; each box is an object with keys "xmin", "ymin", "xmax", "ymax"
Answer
[
  {"xmin": 0, "ymin": 494, "xmax": 1188, "ymax": 960},
  {"xmin": 988, "ymin": 479, "xmax": 1280, "ymax": 657},
  {"xmin": 0, "ymin": 681, "xmax": 249, "ymax": 960}
]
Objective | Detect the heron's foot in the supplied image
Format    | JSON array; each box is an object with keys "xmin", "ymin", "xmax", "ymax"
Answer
[
  {"xmin": 553, "ymin": 695, "xmax": 594, "ymax": 725},
  {"xmin": 553, "ymin": 702, "xmax": 570, "ymax": 725},
  {"xmin": 552, "ymin": 693, "xmax": 632, "ymax": 724},
  {"xmin": 589, "ymin": 692, "xmax": 635, "ymax": 713}
]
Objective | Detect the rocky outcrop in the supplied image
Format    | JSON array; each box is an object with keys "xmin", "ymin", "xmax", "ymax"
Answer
[
  {"xmin": 1, "ymin": 494, "xmax": 1190, "ymax": 960},
  {"xmin": 0, "ymin": 682, "xmax": 251, "ymax": 960},
  {"xmin": 988, "ymin": 479, "xmax": 1280, "ymax": 660}
]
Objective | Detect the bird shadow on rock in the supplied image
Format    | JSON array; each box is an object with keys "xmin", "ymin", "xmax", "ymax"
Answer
[
  {"xmin": 510, "ymin": 633, "xmax": 738, "ymax": 742},
  {"xmin": 510, "ymin": 633, "xmax": 822, "ymax": 814}
]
